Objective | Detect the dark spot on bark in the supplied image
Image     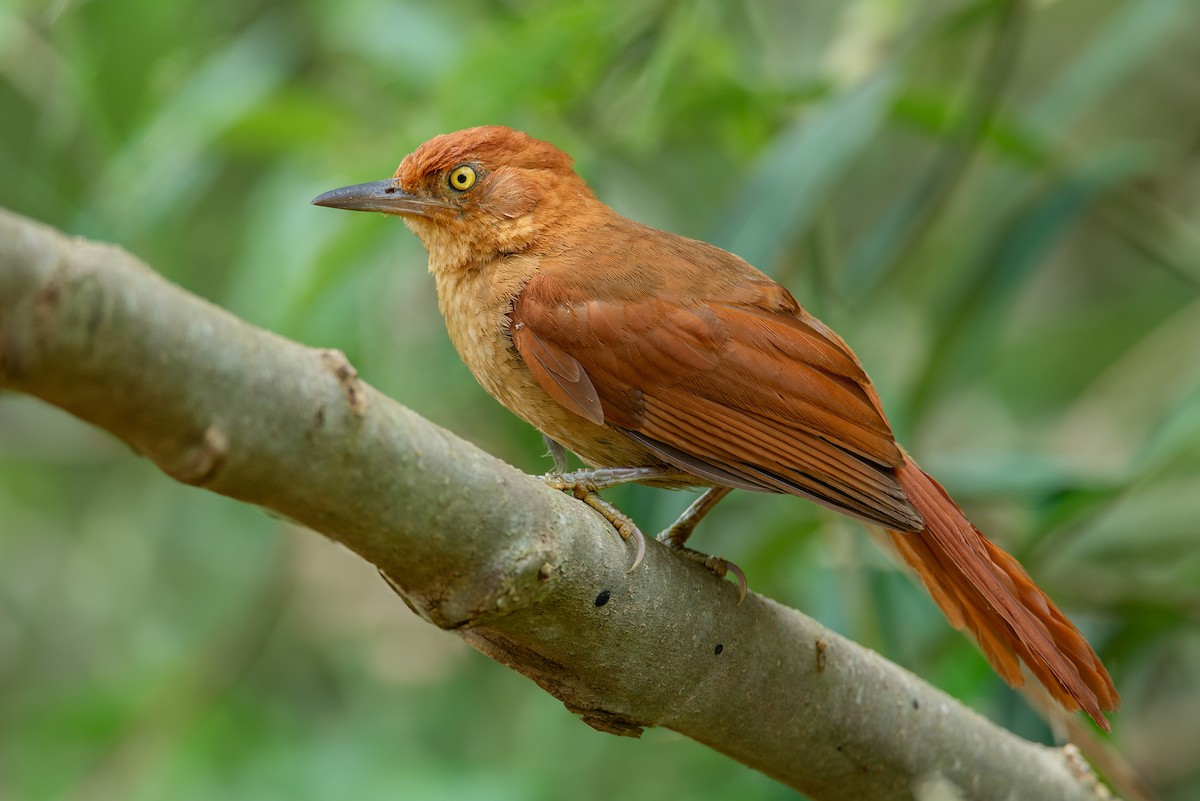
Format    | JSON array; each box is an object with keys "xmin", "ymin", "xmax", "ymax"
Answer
[
  {"xmin": 815, "ymin": 639, "xmax": 828, "ymax": 673},
  {"xmin": 36, "ymin": 275, "xmax": 61, "ymax": 312},
  {"xmin": 86, "ymin": 300, "xmax": 104, "ymax": 340},
  {"xmin": 33, "ymin": 270, "xmax": 64, "ymax": 343},
  {"xmin": 594, "ymin": 590, "xmax": 611, "ymax": 607},
  {"xmin": 912, "ymin": 699, "xmax": 919, "ymax": 710},
  {"xmin": 314, "ymin": 407, "xmax": 325, "ymax": 428},
  {"xmin": 714, "ymin": 643, "xmax": 724, "ymax": 655}
]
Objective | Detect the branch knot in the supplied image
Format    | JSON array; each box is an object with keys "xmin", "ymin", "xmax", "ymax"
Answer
[{"xmin": 319, "ymin": 348, "xmax": 367, "ymax": 416}]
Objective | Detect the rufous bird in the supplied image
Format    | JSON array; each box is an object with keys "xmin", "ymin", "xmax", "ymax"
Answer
[{"xmin": 313, "ymin": 125, "xmax": 1119, "ymax": 730}]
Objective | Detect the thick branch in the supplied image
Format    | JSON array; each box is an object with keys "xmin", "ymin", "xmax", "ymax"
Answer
[{"xmin": 0, "ymin": 208, "xmax": 1113, "ymax": 801}]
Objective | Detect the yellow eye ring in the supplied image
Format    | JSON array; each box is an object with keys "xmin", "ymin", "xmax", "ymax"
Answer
[{"xmin": 448, "ymin": 165, "xmax": 477, "ymax": 191}]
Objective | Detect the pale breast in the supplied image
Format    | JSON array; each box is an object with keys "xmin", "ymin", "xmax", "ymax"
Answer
[{"xmin": 432, "ymin": 255, "xmax": 659, "ymax": 470}]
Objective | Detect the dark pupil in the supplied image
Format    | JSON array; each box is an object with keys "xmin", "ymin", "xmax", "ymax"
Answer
[{"xmin": 456, "ymin": 173, "xmax": 467, "ymax": 184}]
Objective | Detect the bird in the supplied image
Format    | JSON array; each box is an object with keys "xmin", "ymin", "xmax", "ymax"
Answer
[{"xmin": 313, "ymin": 125, "xmax": 1119, "ymax": 730}]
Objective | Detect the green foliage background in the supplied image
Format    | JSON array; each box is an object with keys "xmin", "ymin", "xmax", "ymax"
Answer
[{"xmin": 2, "ymin": 0, "xmax": 1199, "ymax": 798}]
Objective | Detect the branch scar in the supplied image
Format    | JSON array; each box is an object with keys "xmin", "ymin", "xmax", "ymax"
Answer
[
  {"xmin": 319, "ymin": 348, "xmax": 368, "ymax": 417},
  {"xmin": 164, "ymin": 424, "xmax": 228, "ymax": 485}
]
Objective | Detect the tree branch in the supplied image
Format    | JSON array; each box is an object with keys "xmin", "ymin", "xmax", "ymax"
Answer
[{"xmin": 0, "ymin": 208, "xmax": 1115, "ymax": 801}]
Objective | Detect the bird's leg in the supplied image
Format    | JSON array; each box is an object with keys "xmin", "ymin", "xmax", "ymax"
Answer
[
  {"xmin": 541, "ymin": 465, "xmax": 693, "ymax": 491},
  {"xmin": 658, "ymin": 486, "xmax": 746, "ymax": 603},
  {"xmin": 542, "ymin": 434, "xmax": 570, "ymax": 474},
  {"xmin": 539, "ymin": 466, "xmax": 692, "ymax": 572},
  {"xmin": 659, "ymin": 486, "xmax": 733, "ymax": 548}
]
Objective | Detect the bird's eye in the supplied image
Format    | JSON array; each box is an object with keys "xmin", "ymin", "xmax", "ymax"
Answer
[{"xmin": 448, "ymin": 165, "xmax": 477, "ymax": 192}]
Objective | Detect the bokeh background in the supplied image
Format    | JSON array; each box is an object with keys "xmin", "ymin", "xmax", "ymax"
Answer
[{"xmin": 2, "ymin": 0, "xmax": 1199, "ymax": 799}]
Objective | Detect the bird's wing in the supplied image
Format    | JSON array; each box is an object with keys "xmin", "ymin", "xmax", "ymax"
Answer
[{"xmin": 510, "ymin": 242, "xmax": 922, "ymax": 531}]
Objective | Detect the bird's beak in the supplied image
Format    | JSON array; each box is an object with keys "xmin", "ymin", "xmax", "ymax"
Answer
[{"xmin": 311, "ymin": 179, "xmax": 449, "ymax": 217}]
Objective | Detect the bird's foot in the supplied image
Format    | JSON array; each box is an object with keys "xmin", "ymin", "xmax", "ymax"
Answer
[
  {"xmin": 659, "ymin": 532, "xmax": 747, "ymax": 605},
  {"xmin": 540, "ymin": 470, "xmax": 650, "ymax": 571},
  {"xmin": 539, "ymin": 470, "xmax": 744, "ymax": 596},
  {"xmin": 654, "ymin": 485, "xmax": 745, "ymax": 601}
]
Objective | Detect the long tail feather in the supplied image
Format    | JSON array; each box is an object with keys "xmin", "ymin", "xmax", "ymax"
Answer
[{"xmin": 890, "ymin": 457, "xmax": 1119, "ymax": 730}]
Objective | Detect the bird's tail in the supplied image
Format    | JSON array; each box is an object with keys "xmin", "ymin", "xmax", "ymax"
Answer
[{"xmin": 889, "ymin": 457, "xmax": 1119, "ymax": 730}]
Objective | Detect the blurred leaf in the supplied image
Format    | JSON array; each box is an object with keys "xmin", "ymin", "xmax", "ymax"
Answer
[
  {"xmin": 1130, "ymin": 383, "xmax": 1200, "ymax": 478},
  {"xmin": 906, "ymin": 142, "xmax": 1155, "ymax": 420},
  {"xmin": 1043, "ymin": 480, "xmax": 1200, "ymax": 607},
  {"xmin": 1050, "ymin": 294, "xmax": 1200, "ymax": 474},
  {"xmin": 716, "ymin": 70, "xmax": 898, "ymax": 269},
  {"xmin": 83, "ymin": 14, "xmax": 297, "ymax": 240},
  {"xmin": 221, "ymin": 164, "xmax": 348, "ymax": 332},
  {"xmin": 841, "ymin": 0, "xmax": 1024, "ymax": 298},
  {"xmin": 1027, "ymin": 0, "xmax": 1194, "ymax": 137},
  {"xmin": 316, "ymin": 0, "xmax": 461, "ymax": 85}
]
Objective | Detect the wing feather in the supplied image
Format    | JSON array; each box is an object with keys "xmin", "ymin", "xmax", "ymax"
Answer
[
  {"xmin": 512, "ymin": 323, "xmax": 604, "ymax": 425},
  {"xmin": 511, "ymin": 251, "xmax": 922, "ymax": 531}
]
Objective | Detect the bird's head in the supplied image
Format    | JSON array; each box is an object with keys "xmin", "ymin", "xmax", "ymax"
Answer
[{"xmin": 313, "ymin": 126, "xmax": 594, "ymax": 266}]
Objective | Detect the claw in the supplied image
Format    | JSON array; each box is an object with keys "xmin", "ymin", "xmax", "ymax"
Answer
[
  {"xmin": 703, "ymin": 554, "xmax": 747, "ymax": 604},
  {"xmin": 628, "ymin": 527, "xmax": 646, "ymax": 572},
  {"xmin": 540, "ymin": 472, "xmax": 648, "ymax": 572},
  {"xmin": 578, "ymin": 491, "xmax": 646, "ymax": 572},
  {"xmin": 726, "ymin": 560, "xmax": 747, "ymax": 605},
  {"xmin": 665, "ymin": 541, "xmax": 749, "ymax": 604}
]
